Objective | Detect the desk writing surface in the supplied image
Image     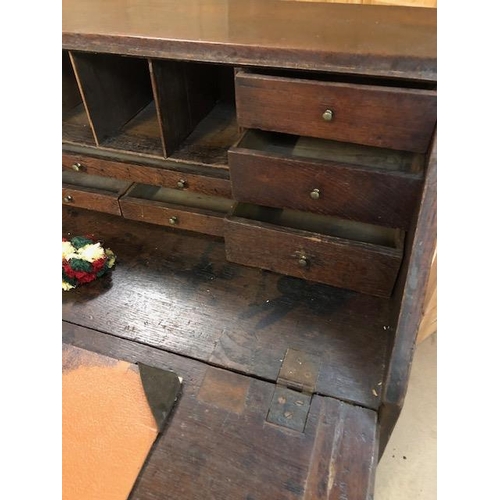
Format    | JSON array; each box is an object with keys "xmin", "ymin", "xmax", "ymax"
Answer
[{"xmin": 62, "ymin": 0, "xmax": 436, "ymax": 81}]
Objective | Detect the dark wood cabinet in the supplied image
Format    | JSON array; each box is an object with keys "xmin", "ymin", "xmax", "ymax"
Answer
[{"xmin": 62, "ymin": 1, "xmax": 436, "ymax": 498}]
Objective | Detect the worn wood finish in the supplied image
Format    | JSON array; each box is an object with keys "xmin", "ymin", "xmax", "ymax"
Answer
[
  {"xmin": 225, "ymin": 208, "xmax": 403, "ymax": 298},
  {"xmin": 70, "ymin": 51, "xmax": 159, "ymax": 150},
  {"xmin": 235, "ymin": 72, "xmax": 436, "ymax": 153},
  {"xmin": 62, "ymin": 151, "xmax": 232, "ymax": 198},
  {"xmin": 150, "ymin": 60, "xmax": 218, "ymax": 156},
  {"xmin": 62, "ymin": 0, "xmax": 437, "ymax": 82},
  {"xmin": 62, "ymin": 171, "xmax": 132, "ymax": 215},
  {"xmin": 168, "ymin": 101, "xmax": 239, "ymax": 169},
  {"xmin": 62, "ymin": 206, "xmax": 392, "ymax": 408},
  {"xmin": 229, "ymin": 134, "xmax": 423, "ymax": 229},
  {"xmin": 63, "ymin": 323, "xmax": 379, "ymax": 500},
  {"xmin": 119, "ymin": 184, "xmax": 233, "ymax": 237},
  {"xmin": 96, "ymin": 102, "xmax": 165, "ymax": 157},
  {"xmin": 379, "ymin": 134, "xmax": 437, "ymax": 455},
  {"xmin": 62, "ymin": 104, "xmax": 96, "ymax": 146},
  {"xmin": 62, "ymin": 51, "xmax": 96, "ymax": 146},
  {"xmin": 62, "ymin": 50, "xmax": 83, "ymax": 114}
]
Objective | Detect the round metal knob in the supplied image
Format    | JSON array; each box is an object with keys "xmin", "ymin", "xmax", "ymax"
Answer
[
  {"xmin": 309, "ymin": 188, "xmax": 320, "ymax": 200},
  {"xmin": 169, "ymin": 216, "xmax": 178, "ymax": 225},
  {"xmin": 322, "ymin": 109, "xmax": 334, "ymax": 121},
  {"xmin": 63, "ymin": 195, "xmax": 73, "ymax": 203},
  {"xmin": 298, "ymin": 256, "xmax": 308, "ymax": 267},
  {"xmin": 71, "ymin": 162, "xmax": 82, "ymax": 172},
  {"xmin": 177, "ymin": 179, "xmax": 187, "ymax": 189}
]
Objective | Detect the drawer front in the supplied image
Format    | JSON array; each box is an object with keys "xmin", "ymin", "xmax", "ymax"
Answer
[
  {"xmin": 224, "ymin": 217, "xmax": 403, "ymax": 298},
  {"xmin": 235, "ymin": 72, "xmax": 436, "ymax": 153},
  {"xmin": 120, "ymin": 197, "xmax": 227, "ymax": 237},
  {"xmin": 62, "ymin": 186, "xmax": 123, "ymax": 215},
  {"xmin": 229, "ymin": 147, "xmax": 422, "ymax": 229},
  {"xmin": 62, "ymin": 153, "xmax": 232, "ymax": 199}
]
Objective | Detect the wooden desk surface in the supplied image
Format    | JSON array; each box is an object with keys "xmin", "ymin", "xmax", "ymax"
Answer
[{"xmin": 62, "ymin": 0, "xmax": 436, "ymax": 82}]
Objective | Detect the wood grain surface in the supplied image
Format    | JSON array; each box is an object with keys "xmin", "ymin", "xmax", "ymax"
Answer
[
  {"xmin": 63, "ymin": 323, "xmax": 379, "ymax": 500},
  {"xmin": 62, "ymin": 0, "xmax": 436, "ymax": 82},
  {"xmin": 62, "ymin": 206, "xmax": 393, "ymax": 409}
]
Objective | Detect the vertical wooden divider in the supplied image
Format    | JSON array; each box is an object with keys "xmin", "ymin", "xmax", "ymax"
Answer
[
  {"xmin": 148, "ymin": 59, "xmax": 168, "ymax": 158},
  {"xmin": 67, "ymin": 51, "xmax": 100, "ymax": 147}
]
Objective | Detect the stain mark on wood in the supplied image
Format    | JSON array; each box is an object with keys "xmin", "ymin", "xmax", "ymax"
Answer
[{"xmin": 197, "ymin": 366, "xmax": 250, "ymax": 414}]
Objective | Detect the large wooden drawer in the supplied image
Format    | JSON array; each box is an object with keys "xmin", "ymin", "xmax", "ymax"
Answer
[
  {"xmin": 224, "ymin": 204, "xmax": 404, "ymax": 297},
  {"xmin": 62, "ymin": 170, "xmax": 132, "ymax": 215},
  {"xmin": 228, "ymin": 130, "xmax": 424, "ymax": 229},
  {"xmin": 62, "ymin": 152, "xmax": 232, "ymax": 199},
  {"xmin": 235, "ymin": 71, "xmax": 437, "ymax": 153},
  {"xmin": 119, "ymin": 184, "xmax": 235, "ymax": 237}
]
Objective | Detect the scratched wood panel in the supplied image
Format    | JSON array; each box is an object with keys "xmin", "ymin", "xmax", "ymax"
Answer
[
  {"xmin": 62, "ymin": 206, "xmax": 392, "ymax": 408},
  {"xmin": 63, "ymin": 323, "xmax": 379, "ymax": 500}
]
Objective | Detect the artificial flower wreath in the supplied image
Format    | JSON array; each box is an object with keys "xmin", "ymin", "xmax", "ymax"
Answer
[{"xmin": 62, "ymin": 236, "xmax": 116, "ymax": 291}]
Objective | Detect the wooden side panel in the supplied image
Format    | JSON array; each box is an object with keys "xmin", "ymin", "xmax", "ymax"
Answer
[
  {"xmin": 63, "ymin": 323, "xmax": 379, "ymax": 500},
  {"xmin": 229, "ymin": 148, "xmax": 423, "ymax": 229},
  {"xmin": 416, "ymin": 250, "xmax": 437, "ymax": 343},
  {"xmin": 235, "ymin": 72, "xmax": 436, "ymax": 153},
  {"xmin": 224, "ymin": 217, "xmax": 403, "ymax": 298},
  {"xmin": 70, "ymin": 52, "xmax": 154, "ymax": 144},
  {"xmin": 379, "ymin": 135, "xmax": 436, "ymax": 455}
]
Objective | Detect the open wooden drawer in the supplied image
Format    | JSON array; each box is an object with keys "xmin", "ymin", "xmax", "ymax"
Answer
[
  {"xmin": 119, "ymin": 184, "xmax": 235, "ymax": 237},
  {"xmin": 229, "ymin": 129, "xmax": 424, "ymax": 229},
  {"xmin": 62, "ymin": 150, "xmax": 233, "ymax": 199},
  {"xmin": 225, "ymin": 203, "xmax": 404, "ymax": 297},
  {"xmin": 62, "ymin": 170, "xmax": 132, "ymax": 215},
  {"xmin": 235, "ymin": 70, "xmax": 437, "ymax": 153}
]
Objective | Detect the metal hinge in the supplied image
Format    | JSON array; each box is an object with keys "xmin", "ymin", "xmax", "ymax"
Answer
[{"xmin": 266, "ymin": 349, "xmax": 320, "ymax": 432}]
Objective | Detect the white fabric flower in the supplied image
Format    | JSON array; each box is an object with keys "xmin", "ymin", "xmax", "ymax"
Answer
[{"xmin": 78, "ymin": 242, "xmax": 105, "ymax": 262}]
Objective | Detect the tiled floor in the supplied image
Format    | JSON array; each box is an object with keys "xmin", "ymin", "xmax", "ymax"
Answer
[{"xmin": 374, "ymin": 333, "xmax": 437, "ymax": 499}]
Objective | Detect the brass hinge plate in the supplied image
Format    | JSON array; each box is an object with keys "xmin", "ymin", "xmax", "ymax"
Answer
[
  {"xmin": 266, "ymin": 349, "xmax": 320, "ymax": 432},
  {"xmin": 277, "ymin": 348, "xmax": 320, "ymax": 393},
  {"xmin": 266, "ymin": 386, "xmax": 312, "ymax": 432}
]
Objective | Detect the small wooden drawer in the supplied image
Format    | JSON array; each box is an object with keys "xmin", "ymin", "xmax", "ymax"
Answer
[
  {"xmin": 62, "ymin": 152, "xmax": 232, "ymax": 199},
  {"xmin": 235, "ymin": 71, "xmax": 436, "ymax": 153},
  {"xmin": 62, "ymin": 170, "xmax": 132, "ymax": 215},
  {"xmin": 229, "ymin": 130, "xmax": 424, "ymax": 229},
  {"xmin": 119, "ymin": 184, "xmax": 235, "ymax": 237},
  {"xmin": 224, "ymin": 204, "xmax": 404, "ymax": 297}
]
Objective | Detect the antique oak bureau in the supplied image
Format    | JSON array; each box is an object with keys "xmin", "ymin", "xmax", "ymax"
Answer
[{"xmin": 62, "ymin": 1, "xmax": 437, "ymax": 498}]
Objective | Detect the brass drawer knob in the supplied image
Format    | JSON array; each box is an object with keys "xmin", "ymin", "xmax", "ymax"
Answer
[
  {"xmin": 298, "ymin": 255, "xmax": 309, "ymax": 268},
  {"xmin": 63, "ymin": 195, "xmax": 74, "ymax": 203},
  {"xmin": 71, "ymin": 162, "xmax": 83, "ymax": 172},
  {"xmin": 169, "ymin": 216, "xmax": 178, "ymax": 225},
  {"xmin": 322, "ymin": 109, "xmax": 334, "ymax": 121},
  {"xmin": 309, "ymin": 188, "xmax": 320, "ymax": 200},
  {"xmin": 177, "ymin": 179, "xmax": 187, "ymax": 189}
]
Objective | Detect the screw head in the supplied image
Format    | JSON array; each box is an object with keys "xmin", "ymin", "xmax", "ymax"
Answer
[
  {"xmin": 322, "ymin": 109, "xmax": 333, "ymax": 121},
  {"xmin": 309, "ymin": 188, "xmax": 320, "ymax": 200}
]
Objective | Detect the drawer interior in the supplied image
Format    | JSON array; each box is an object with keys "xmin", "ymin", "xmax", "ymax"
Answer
[
  {"xmin": 62, "ymin": 170, "xmax": 131, "ymax": 194},
  {"xmin": 236, "ymin": 129, "xmax": 424, "ymax": 174},
  {"xmin": 124, "ymin": 184, "xmax": 234, "ymax": 214},
  {"xmin": 232, "ymin": 203, "xmax": 403, "ymax": 249}
]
